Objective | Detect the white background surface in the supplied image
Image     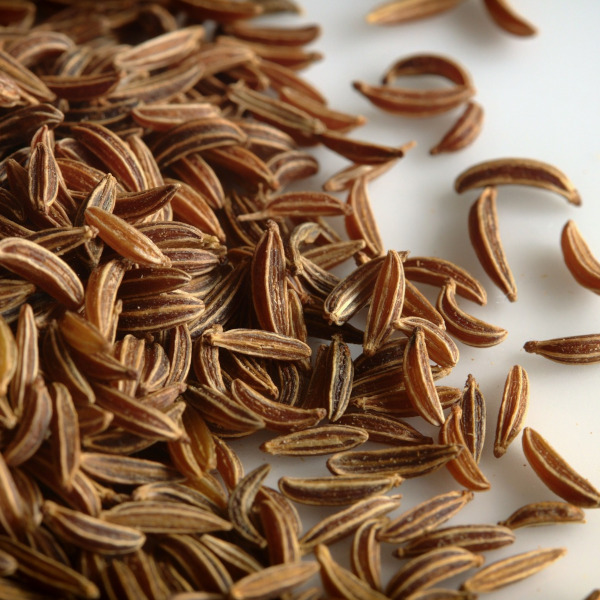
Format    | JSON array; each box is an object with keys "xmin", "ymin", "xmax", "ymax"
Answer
[{"xmin": 230, "ymin": 2, "xmax": 600, "ymax": 597}]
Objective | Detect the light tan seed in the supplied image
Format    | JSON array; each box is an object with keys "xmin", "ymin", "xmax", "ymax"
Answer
[
  {"xmin": 437, "ymin": 280, "xmax": 508, "ymax": 347},
  {"xmin": 469, "ymin": 186, "xmax": 517, "ymax": 301},
  {"xmin": 259, "ymin": 497, "xmax": 300, "ymax": 565},
  {"xmin": 460, "ymin": 547, "xmax": 566, "ymax": 593},
  {"xmin": 366, "ymin": 0, "xmax": 466, "ymax": 25},
  {"xmin": 561, "ymin": 220, "xmax": 600, "ymax": 294},
  {"xmin": 498, "ymin": 501, "xmax": 586, "ymax": 530},
  {"xmin": 351, "ymin": 518, "xmax": 384, "ymax": 591},
  {"xmin": 494, "ymin": 365, "xmax": 529, "ymax": 458},
  {"xmin": 522, "ymin": 427, "xmax": 600, "ymax": 507},
  {"xmin": 337, "ymin": 412, "xmax": 433, "ymax": 446},
  {"xmin": 523, "ymin": 333, "xmax": 600, "ymax": 364},
  {"xmin": 229, "ymin": 561, "xmax": 319, "ymax": 600},
  {"xmin": 455, "ymin": 157, "xmax": 580, "ymax": 205}
]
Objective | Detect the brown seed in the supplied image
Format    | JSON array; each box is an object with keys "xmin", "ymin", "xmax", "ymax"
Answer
[
  {"xmin": 460, "ymin": 547, "xmax": 566, "ymax": 593},
  {"xmin": 482, "ymin": 0, "xmax": 537, "ymax": 36},
  {"xmin": 337, "ymin": 412, "xmax": 433, "ymax": 446},
  {"xmin": 366, "ymin": 0, "xmax": 466, "ymax": 26},
  {"xmin": 561, "ymin": 219, "xmax": 600, "ymax": 294},
  {"xmin": 395, "ymin": 523, "xmax": 515, "ymax": 557},
  {"xmin": 261, "ymin": 424, "xmax": 369, "ymax": 456},
  {"xmin": 522, "ymin": 427, "xmax": 600, "ymax": 507},
  {"xmin": 0, "ymin": 237, "xmax": 84, "ymax": 309},
  {"xmin": 299, "ymin": 494, "xmax": 402, "ymax": 552},
  {"xmin": 351, "ymin": 518, "xmax": 384, "ymax": 591},
  {"xmin": 498, "ymin": 501, "xmax": 586, "ymax": 530},
  {"xmin": 404, "ymin": 255, "xmax": 487, "ymax": 305},
  {"xmin": 345, "ymin": 176, "xmax": 385, "ymax": 258},
  {"xmin": 455, "ymin": 157, "xmax": 580, "ymax": 205},
  {"xmin": 439, "ymin": 405, "xmax": 491, "ymax": 492},
  {"xmin": 458, "ymin": 374, "xmax": 486, "ymax": 463},
  {"xmin": 494, "ymin": 365, "xmax": 529, "ymax": 458},
  {"xmin": 437, "ymin": 280, "xmax": 508, "ymax": 347},
  {"xmin": 523, "ymin": 333, "xmax": 600, "ymax": 364},
  {"xmin": 229, "ymin": 561, "xmax": 320, "ymax": 600},
  {"xmin": 430, "ymin": 101, "xmax": 484, "ymax": 155},
  {"xmin": 468, "ymin": 186, "xmax": 517, "ymax": 301},
  {"xmin": 278, "ymin": 473, "xmax": 402, "ymax": 506},
  {"xmin": 327, "ymin": 443, "xmax": 463, "ymax": 478},
  {"xmin": 403, "ymin": 326, "xmax": 445, "ymax": 426},
  {"xmin": 387, "ymin": 546, "xmax": 484, "ymax": 600}
]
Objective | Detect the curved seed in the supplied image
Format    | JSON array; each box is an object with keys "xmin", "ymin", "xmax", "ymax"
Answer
[
  {"xmin": 261, "ymin": 425, "xmax": 368, "ymax": 456},
  {"xmin": 437, "ymin": 280, "xmax": 508, "ymax": 347},
  {"xmin": 430, "ymin": 101, "xmax": 484, "ymax": 155},
  {"xmin": 482, "ymin": 0, "xmax": 537, "ymax": 36},
  {"xmin": 561, "ymin": 220, "xmax": 600, "ymax": 294},
  {"xmin": 455, "ymin": 157, "xmax": 580, "ymax": 205},
  {"xmin": 366, "ymin": 1, "xmax": 466, "ymax": 25},
  {"xmin": 0, "ymin": 237, "xmax": 84, "ymax": 309},
  {"xmin": 499, "ymin": 501, "xmax": 586, "ymax": 530},
  {"xmin": 468, "ymin": 186, "xmax": 517, "ymax": 301},
  {"xmin": 522, "ymin": 427, "xmax": 600, "ymax": 508},
  {"xmin": 494, "ymin": 365, "xmax": 529, "ymax": 458},
  {"xmin": 439, "ymin": 405, "xmax": 490, "ymax": 491}
]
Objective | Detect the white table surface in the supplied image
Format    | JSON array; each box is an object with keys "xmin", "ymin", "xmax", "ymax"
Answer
[{"xmin": 229, "ymin": 2, "xmax": 600, "ymax": 597}]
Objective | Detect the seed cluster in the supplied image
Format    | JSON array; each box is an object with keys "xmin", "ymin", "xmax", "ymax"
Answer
[{"xmin": 0, "ymin": 1, "xmax": 597, "ymax": 600}]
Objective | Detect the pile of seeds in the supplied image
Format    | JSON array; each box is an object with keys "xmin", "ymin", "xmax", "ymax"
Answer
[{"xmin": 0, "ymin": 1, "xmax": 597, "ymax": 599}]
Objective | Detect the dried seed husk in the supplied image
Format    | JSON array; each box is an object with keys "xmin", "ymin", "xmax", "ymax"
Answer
[
  {"xmin": 318, "ymin": 130, "xmax": 414, "ymax": 164},
  {"xmin": 386, "ymin": 546, "xmax": 484, "ymax": 600},
  {"xmin": 404, "ymin": 255, "xmax": 487, "ymax": 305},
  {"xmin": 364, "ymin": 249, "xmax": 406, "ymax": 356},
  {"xmin": 351, "ymin": 518, "xmax": 384, "ymax": 591},
  {"xmin": 395, "ymin": 523, "xmax": 515, "ymax": 557},
  {"xmin": 259, "ymin": 497, "xmax": 300, "ymax": 565},
  {"xmin": 42, "ymin": 500, "xmax": 145, "ymax": 555},
  {"xmin": 482, "ymin": 0, "xmax": 537, "ymax": 36},
  {"xmin": 437, "ymin": 280, "xmax": 508, "ymax": 347},
  {"xmin": 366, "ymin": 0, "xmax": 466, "ymax": 26},
  {"xmin": 231, "ymin": 378, "xmax": 325, "ymax": 432},
  {"xmin": 0, "ymin": 535, "xmax": 100, "ymax": 599},
  {"xmin": 315, "ymin": 543, "xmax": 389, "ymax": 600},
  {"xmin": 403, "ymin": 326, "xmax": 445, "ymax": 426},
  {"xmin": 327, "ymin": 443, "xmax": 463, "ymax": 478},
  {"xmin": 494, "ymin": 365, "xmax": 529, "ymax": 458},
  {"xmin": 561, "ymin": 219, "xmax": 600, "ymax": 294},
  {"xmin": 460, "ymin": 547, "xmax": 566, "ymax": 593},
  {"xmin": 229, "ymin": 560, "xmax": 319, "ymax": 600},
  {"xmin": 337, "ymin": 412, "xmax": 433, "ymax": 446},
  {"xmin": 439, "ymin": 405, "xmax": 490, "ymax": 491},
  {"xmin": 523, "ymin": 333, "xmax": 600, "ymax": 364},
  {"xmin": 522, "ymin": 427, "xmax": 600, "ymax": 507},
  {"xmin": 0, "ymin": 237, "xmax": 84, "ymax": 309},
  {"xmin": 251, "ymin": 219, "xmax": 288, "ymax": 335},
  {"xmin": 459, "ymin": 374, "xmax": 485, "ymax": 463},
  {"xmin": 0, "ymin": 313, "xmax": 16, "ymax": 400},
  {"xmin": 468, "ymin": 186, "xmax": 517, "ymax": 301},
  {"xmin": 102, "ymin": 501, "xmax": 231, "ymax": 534},
  {"xmin": 499, "ymin": 500, "xmax": 586, "ymax": 529},
  {"xmin": 430, "ymin": 101, "xmax": 484, "ymax": 155},
  {"xmin": 299, "ymin": 494, "xmax": 402, "ymax": 552},
  {"xmin": 228, "ymin": 464, "xmax": 270, "ymax": 548},
  {"xmin": 377, "ymin": 490, "xmax": 473, "ymax": 544},
  {"xmin": 261, "ymin": 424, "xmax": 369, "ymax": 456},
  {"xmin": 345, "ymin": 176, "xmax": 385, "ymax": 258},
  {"xmin": 455, "ymin": 157, "xmax": 580, "ymax": 205},
  {"xmin": 278, "ymin": 473, "xmax": 402, "ymax": 506}
]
